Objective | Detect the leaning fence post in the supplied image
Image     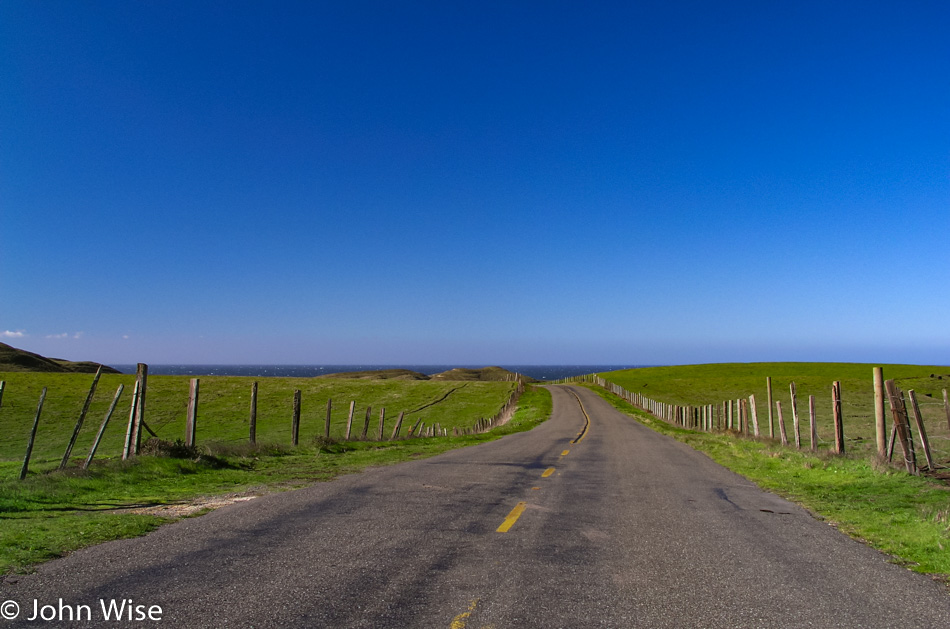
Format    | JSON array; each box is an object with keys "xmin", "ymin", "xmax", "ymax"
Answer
[
  {"xmin": 185, "ymin": 378, "xmax": 199, "ymax": 447},
  {"xmin": 83, "ymin": 384, "xmax": 124, "ymax": 470},
  {"xmin": 324, "ymin": 398, "xmax": 332, "ymax": 439},
  {"xmin": 20, "ymin": 387, "xmax": 47, "ymax": 480},
  {"xmin": 345, "ymin": 400, "xmax": 356, "ymax": 440},
  {"xmin": 249, "ymin": 382, "xmax": 258, "ymax": 444},
  {"xmin": 60, "ymin": 366, "xmax": 103, "ymax": 469},
  {"xmin": 390, "ymin": 411, "xmax": 405, "ymax": 440},
  {"xmin": 884, "ymin": 380, "xmax": 917, "ymax": 474},
  {"xmin": 122, "ymin": 380, "xmax": 141, "ymax": 460},
  {"xmin": 873, "ymin": 367, "xmax": 886, "ymax": 457},
  {"xmin": 361, "ymin": 405, "xmax": 371, "ymax": 440},
  {"xmin": 776, "ymin": 400, "xmax": 788, "ymax": 446},
  {"xmin": 832, "ymin": 381, "xmax": 844, "ymax": 454},
  {"xmin": 292, "ymin": 390, "xmax": 301, "ymax": 446},
  {"xmin": 907, "ymin": 390, "xmax": 934, "ymax": 471}
]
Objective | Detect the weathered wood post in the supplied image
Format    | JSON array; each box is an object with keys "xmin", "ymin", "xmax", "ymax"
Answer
[
  {"xmin": 292, "ymin": 390, "xmax": 301, "ymax": 446},
  {"xmin": 83, "ymin": 384, "xmax": 124, "ymax": 470},
  {"xmin": 249, "ymin": 382, "xmax": 258, "ymax": 444},
  {"xmin": 884, "ymin": 380, "xmax": 917, "ymax": 474},
  {"xmin": 377, "ymin": 407, "xmax": 386, "ymax": 441},
  {"xmin": 943, "ymin": 389, "xmax": 950, "ymax": 432},
  {"xmin": 766, "ymin": 377, "xmax": 774, "ymax": 439},
  {"xmin": 907, "ymin": 390, "xmax": 934, "ymax": 471},
  {"xmin": 60, "ymin": 366, "xmax": 103, "ymax": 469},
  {"xmin": 749, "ymin": 394, "xmax": 759, "ymax": 436},
  {"xmin": 345, "ymin": 400, "xmax": 356, "ymax": 440},
  {"xmin": 776, "ymin": 400, "xmax": 788, "ymax": 446},
  {"xmin": 185, "ymin": 378, "xmax": 199, "ymax": 447},
  {"xmin": 122, "ymin": 380, "xmax": 141, "ymax": 460},
  {"xmin": 361, "ymin": 405, "xmax": 371, "ymax": 440},
  {"xmin": 0, "ymin": 380, "xmax": 5, "ymax": 409},
  {"xmin": 20, "ymin": 387, "xmax": 48, "ymax": 480},
  {"xmin": 808, "ymin": 395, "xmax": 818, "ymax": 451},
  {"xmin": 390, "ymin": 411, "xmax": 404, "ymax": 440},
  {"xmin": 130, "ymin": 363, "xmax": 148, "ymax": 455},
  {"xmin": 873, "ymin": 367, "xmax": 886, "ymax": 457},
  {"xmin": 790, "ymin": 382, "xmax": 801, "ymax": 449},
  {"xmin": 832, "ymin": 381, "xmax": 844, "ymax": 454}
]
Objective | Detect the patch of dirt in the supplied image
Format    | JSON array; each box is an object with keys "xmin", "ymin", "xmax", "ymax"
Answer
[{"xmin": 123, "ymin": 494, "xmax": 259, "ymax": 518}]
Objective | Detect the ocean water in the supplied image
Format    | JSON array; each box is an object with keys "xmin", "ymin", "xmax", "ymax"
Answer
[{"xmin": 109, "ymin": 364, "xmax": 644, "ymax": 381}]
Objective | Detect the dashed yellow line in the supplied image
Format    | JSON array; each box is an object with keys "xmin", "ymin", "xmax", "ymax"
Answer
[
  {"xmin": 496, "ymin": 501, "xmax": 527, "ymax": 533},
  {"xmin": 541, "ymin": 467, "xmax": 555, "ymax": 478},
  {"xmin": 561, "ymin": 449, "xmax": 570, "ymax": 456}
]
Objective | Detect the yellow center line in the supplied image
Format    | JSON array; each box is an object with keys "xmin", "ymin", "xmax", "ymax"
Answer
[
  {"xmin": 496, "ymin": 501, "xmax": 527, "ymax": 533},
  {"xmin": 541, "ymin": 467, "xmax": 555, "ymax": 478},
  {"xmin": 450, "ymin": 599, "xmax": 480, "ymax": 629},
  {"xmin": 561, "ymin": 449, "xmax": 570, "ymax": 456},
  {"xmin": 568, "ymin": 390, "xmax": 591, "ymax": 444}
]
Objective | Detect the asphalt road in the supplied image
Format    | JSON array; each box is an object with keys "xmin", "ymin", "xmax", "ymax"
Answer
[{"xmin": 2, "ymin": 385, "xmax": 949, "ymax": 628}]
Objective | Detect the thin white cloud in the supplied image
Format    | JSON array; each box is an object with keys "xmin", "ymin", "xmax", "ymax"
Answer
[
  {"xmin": 1, "ymin": 330, "xmax": 26, "ymax": 338},
  {"xmin": 73, "ymin": 332, "xmax": 83, "ymax": 339},
  {"xmin": 46, "ymin": 333, "xmax": 69, "ymax": 339}
]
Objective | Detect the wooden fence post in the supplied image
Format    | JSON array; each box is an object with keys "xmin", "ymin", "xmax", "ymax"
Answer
[
  {"xmin": 0, "ymin": 380, "xmax": 5, "ymax": 409},
  {"xmin": 324, "ymin": 398, "xmax": 332, "ymax": 439},
  {"xmin": 345, "ymin": 400, "xmax": 356, "ymax": 440},
  {"xmin": 832, "ymin": 381, "xmax": 844, "ymax": 454},
  {"xmin": 884, "ymin": 380, "xmax": 917, "ymax": 474},
  {"xmin": 361, "ymin": 405, "xmax": 372, "ymax": 440},
  {"xmin": 790, "ymin": 382, "xmax": 801, "ymax": 449},
  {"xmin": 776, "ymin": 401, "xmax": 788, "ymax": 446},
  {"xmin": 83, "ymin": 384, "xmax": 124, "ymax": 470},
  {"xmin": 292, "ymin": 390, "xmax": 301, "ymax": 446},
  {"xmin": 185, "ymin": 378, "xmax": 199, "ymax": 447},
  {"xmin": 249, "ymin": 382, "xmax": 258, "ymax": 444},
  {"xmin": 808, "ymin": 395, "xmax": 817, "ymax": 452},
  {"xmin": 377, "ymin": 408, "xmax": 386, "ymax": 441},
  {"xmin": 130, "ymin": 363, "xmax": 148, "ymax": 455},
  {"xmin": 390, "ymin": 411, "xmax": 404, "ymax": 440},
  {"xmin": 749, "ymin": 394, "xmax": 759, "ymax": 436},
  {"xmin": 122, "ymin": 380, "xmax": 141, "ymax": 460},
  {"xmin": 766, "ymin": 376, "xmax": 774, "ymax": 439},
  {"xmin": 60, "ymin": 366, "xmax": 103, "ymax": 469},
  {"xmin": 20, "ymin": 387, "xmax": 47, "ymax": 480},
  {"xmin": 907, "ymin": 390, "xmax": 934, "ymax": 471},
  {"xmin": 943, "ymin": 389, "xmax": 950, "ymax": 432},
  {"xmin": 873, "ymin": 367, "xmax": 886, "ymax": 457},
  {"xmin": 740, "ymin": 399, "xmax": 748, "ymax": 435}
]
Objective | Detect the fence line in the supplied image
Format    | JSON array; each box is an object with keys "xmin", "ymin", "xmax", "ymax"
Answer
[{"xmin": 553, "ymin": 370, "xmax": 944, "ymax": 476}]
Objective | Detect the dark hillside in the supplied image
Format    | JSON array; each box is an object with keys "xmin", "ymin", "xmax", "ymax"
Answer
[{"xmin": 0, "ymin": 342, "xmax": 120, "ymax": 374}]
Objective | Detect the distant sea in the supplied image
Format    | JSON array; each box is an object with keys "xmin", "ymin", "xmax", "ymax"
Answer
[{"xmin": 109, "ymin": 365, "xmax": 645, "ymax": 381}]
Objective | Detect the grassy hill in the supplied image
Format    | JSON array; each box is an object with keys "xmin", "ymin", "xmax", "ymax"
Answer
[{"xmin": 0, "ymin": 342, "xmax": 120, "ymax": 374}]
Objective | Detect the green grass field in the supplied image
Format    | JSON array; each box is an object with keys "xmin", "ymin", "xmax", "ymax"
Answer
[
  {"xmin": 0, "ymin": 377, "xmax": 552, "ymax": 574},
  {"xmin": 598, "ymin": 363, "xmax": 950, "ymax": 462},
  {"xmin": 0, "ymin": 372, "xmax": 517, "ymax": 476}
]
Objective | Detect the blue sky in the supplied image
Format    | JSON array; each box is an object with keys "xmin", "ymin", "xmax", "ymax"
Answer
[{"xmin": 2, "ymin": 1, "xmax": 948, "ymax": 366}]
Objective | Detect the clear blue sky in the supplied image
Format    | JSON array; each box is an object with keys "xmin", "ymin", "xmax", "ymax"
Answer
[{"xmin": 2, "ymin": 1, "xmax": 948, "ymax": 366}]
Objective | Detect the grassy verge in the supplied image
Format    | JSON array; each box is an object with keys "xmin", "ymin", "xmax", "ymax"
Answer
[
  {"xmin": 0, "ymin": 385, "xmax": 552, "ymax": 574},
  {"xmin": 586, "ymin": 382, "xmax": 950, "ymax": 580}
]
